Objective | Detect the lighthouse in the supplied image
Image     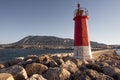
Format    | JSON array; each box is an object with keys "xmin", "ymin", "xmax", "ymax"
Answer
[{"xmin": 73, "ymin": 3, "xmax": 92, "ymax": 60}]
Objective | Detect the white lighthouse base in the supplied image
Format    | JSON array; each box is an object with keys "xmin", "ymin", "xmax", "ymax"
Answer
[{"xmin": 74, "ymin": 46, "xmax": 92, "ymax": 60}]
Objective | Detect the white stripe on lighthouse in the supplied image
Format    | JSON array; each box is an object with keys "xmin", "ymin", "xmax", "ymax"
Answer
[{"xmin": 74, "ymin": 46, "xmax": 92, "ymax": 60}]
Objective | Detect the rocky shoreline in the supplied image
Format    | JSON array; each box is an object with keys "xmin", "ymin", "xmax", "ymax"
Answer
[{"xmin": 0, "ymin": 50, "xmax": 120, "ymax": 80}]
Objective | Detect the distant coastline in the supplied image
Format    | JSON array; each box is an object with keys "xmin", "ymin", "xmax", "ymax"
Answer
[{"xmin": 0, "ymin": 35, "xmax": 112, "ymax": 50}]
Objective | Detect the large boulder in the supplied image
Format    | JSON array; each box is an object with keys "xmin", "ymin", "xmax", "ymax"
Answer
[
  {"xmin": 98, "ymin": 54, "xmax": 109, "ymax": 61},
  {"xmin": 86, "ymin": 69, "xmax": 99, "ymax": 79},
  {"xmin": 73, "ymin": 69, "xmax": 114, "ymax": 80},
  {"xmin": 8, "ymin": 57, "xmax": 24, "ymax": 66},
  {"xmin": 52, "ymin": 56, "xmax": 64, "ymax": 65},
  {"xmin": 62, "ymin": 56, "xmax": 74, "ymax": 62},
  {"xmin": 62, "ymin": 56, "xmax": 83, "ymax": 68},
  {"xmin": 0, "ymin": 73, "xmax": 14, "ymax": 80},
  {"xmin": 59, "ymin": 68, "xmax": 71, "ymax": 80},
  {"xmin": 86, "ymin": 63, "xmax": 102, "ymax": 72},
  {"xmin": 61, "ymin": 60, "xmax": 78, "ymax": 73},
  {"xmin": 104, "ymin": 60, "xmax": 117, "ymax": 66},
  {"xmin": 39, "ymin": 55, "xmax": 52, "ymax": 66},
  {"xmin": 96, "ymin": 62, "xmax": 109, "ymax": 67},
  {"xmin": 0, "ymin": 65, "xmax": 28, "ymax": 80},
  {"xmin": 73, "ymin": 71, "xmax": 91, "ymax": 80},
  {"xmin": 85, "ymin": 69, "xmax": 113, "ymax": 80},
  {"xmin": 26, "ymin": 63, "xmax": 48, "ymax": 77},
  {"xmin": 43, "ymin": 67, "xmax": 70, "ymax": 80},
  {"xmin": 27, "ymin": 74, "xmax": 46, "ymax": 80},
  {"xmin": 17, "ymin": 55, "xmax": 39, "ymax": 68},
  {"xmin": 98, "ymin": 73, "xmax": 114, "ymax": 80},
  {"xmin": 0, "ymin": 64, "xmax": 5, "ymax": 69},
  {"xmin": 48, "ymin": 60, "xmax": 58, "ymax": 67},
  {"xmin": 2, "ymin": 57, "xmax": 24, "ymax": 67},
  {"xmin": 17, "ymin": 59, "xmax": 34, "ymax": 68},
  {"xmin": 24, "ymin": 55, "xmax": 39, "ymax": 63},
  {"xmin": 73, "ymin": 59, "xmax": 83, "ymax": 68},
  {"xmin": 102, "ymin": 66, "xmax": 120, "ymax": 79}
]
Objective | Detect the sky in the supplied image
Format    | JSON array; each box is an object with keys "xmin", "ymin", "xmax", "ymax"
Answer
[{"xmin": 0, "ymin": 0, "xmax": 120, "ymax": 45}]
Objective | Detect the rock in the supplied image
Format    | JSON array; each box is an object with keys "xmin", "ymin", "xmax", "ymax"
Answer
[
  {"xmin": 17, "ymin": 55, "xmax": 39, "ymax": 68},
  {"xmin": 61, "ymin": 60, "xmax": 78, "ymax": 73},
  {"xmin": 98, "ymin": 54, "xmax": 108, "ymax": 61},
  {"xmin": 98, "ymin": 53, "xmax": 118, "ymax": 62},
  {"xmin": 48, "ymin": 60, "xmax": 58, "ymax": 67},
  {"xmin": 52, "ymin": 55, "xmax": 61, "ymax": 60},
  {"xmin": 79, "ymin": 65, "xmax": 88, "ymax": 71},
  {"xmin": 86, "ymin": 69, "xmax": 114, "ymax": 80},
  {"xmin": 8, "ymin": 57, "xmax": 24, "ymax": 66},
  {"xmin": 85, "ymin": 69, "xmax": 99, "ymax": 79},
  {"xmin": 97, "ymin": 62, "xmax": 109, "ymax": 67},
  {"xmin": 0, "ymin": 64, "xmax": 5, "ymax": 69},
  {"xmin": 59, "ymin": 68, "xmax": 71, "ymax": 80},
  {"xmin": 26, "ymin": 63, "xmax": 48, "ymax": 77},
  {"xmin": 83, "ymin": 59, "xmax": 90, "ymax": 64},
  {"xmin": 43, "ymin": 67, "xmax": 59, "ymax": 80},
  {"xmin": 85, "ymin": 69, "xmax": 98, "ymax": 79},
  {"xmin": 102, "ymin": 66, "xmax": 120, "ymax": 80},
  {"xmin": 116, "ymin": 64, "xmax": 120, "ymax": 69},
  {"xmin": 39, "ymin": 55, "xmax": 52, "ymax": 66},
  {"xmin": 98, "ymin": 73, "xmax": 114, "ymax": 80},
  {"xmin": 1, "ymin": 62, "xmax": 10, "ymax": 68},
  {"xmin": 62, "ymin": 56, "xmax": 74, "ymax": 62},
  {"xmin": 27, "ymin": 74, "xmax": 46, "ymax": 80},
  {"xmin": 115, "ymin": 55, "xmax": 120, "ymax": 60},
  {"xmin": 24, "ymin": 55, "xmax": 39, "ymax": 63},
  {"xmin": 52, "ymin": 56, "xmax": 64, "ymax": 65},
  {"xmin": 17, "ymin": 60, "xmax": 33, "ymax": 68},
  {"xmin": 61, "ymin": 53, "xmax": 69, "ymax": 58},
  {"xmin": 2, "ymin": 57, "xmax": 24, "ymax": 67},
  {"xmin": 0, "ymin": 65, "xmax": 28, "ymax": 80},
  {"xmin": 86, "ymin": 63, "xmax": 102, "ymax": 72},
  {"xmin": 104, "ymin": 60, "xmax": 117, "ymax": 66},
  {"xmin": 73, "ymin": 59, "xmax": 83, "ymax": 68},
  {"xmin": 62, "ymin": 56, "xmax": 84, "ymax": 68},
  {"xmin": 73, "ymin": 69, "xmax": 114, "ymax": 80},
  {"xmin": 43, "ymin": 67, "xmax": 70, "ymax": 80},
  {"xmin": 39, "ymin": 55, "xmax": 51, "ymax": 62},
  {"xmin": 55, "ymin": 58, "xmax": 64, "ymax": 66},
  {"xmin": 0, "ymin": 73, "xmax": 14, "ymax": 80},
  {"xmin": 73, "ymin": 71, "xmax": 91, "ymax": 80},
  {"xmin": 16, "ymin": 56, "xmax": 24, "ymax": 60}
]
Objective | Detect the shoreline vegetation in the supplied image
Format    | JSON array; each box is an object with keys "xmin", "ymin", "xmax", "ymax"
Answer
[{"xmin": 0, "ymin": 49, "xmax": 120, "ymax": 80}]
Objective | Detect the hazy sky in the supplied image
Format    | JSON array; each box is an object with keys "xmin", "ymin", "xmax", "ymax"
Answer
[{"xmin": 0, "ymin": 0, "xmax": 120, "ymax": 44}]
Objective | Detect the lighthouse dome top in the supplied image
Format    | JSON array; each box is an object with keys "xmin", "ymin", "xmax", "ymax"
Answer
[{"xmin": 74, "ymin": 3, "xmax": 88, "ymax": 17}]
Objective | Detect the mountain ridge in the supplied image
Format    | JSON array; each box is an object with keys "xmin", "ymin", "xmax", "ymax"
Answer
[{"xmin": 0, "ymin": 35, "xmax": 107, "ymax": 49}]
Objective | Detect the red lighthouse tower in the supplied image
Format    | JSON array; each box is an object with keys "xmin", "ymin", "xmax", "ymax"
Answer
[{"xmin": 73, "ymin": 3, "xmax": 92, "ymax": 59}]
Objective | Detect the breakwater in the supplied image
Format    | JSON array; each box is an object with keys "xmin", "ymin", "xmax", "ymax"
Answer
[{"xmin": 0, "ymin": 49, "xmax": 120, "ymax": 80}]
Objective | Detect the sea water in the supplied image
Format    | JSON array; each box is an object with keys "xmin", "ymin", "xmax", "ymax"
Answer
[
  {"xmin": 115, "ymin": 49, "xmax": 120, "ymax": 55},
  {"xmin": 0, "ymin": 49, "xmax": 119, "ymax": 63},
  {"xmin": 0, "ymin": 49, "xmax": 73, "ymax": 62}
]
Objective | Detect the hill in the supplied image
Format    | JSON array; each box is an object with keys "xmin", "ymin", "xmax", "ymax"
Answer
[{"xmin": 1, "ymin": 36, "xmax": 107, "ymax": 49}]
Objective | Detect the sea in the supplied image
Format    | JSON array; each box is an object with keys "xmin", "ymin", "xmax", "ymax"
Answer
[
  {"xmin": 0, "ymin": 49, "xmax": 119, "ymax": 63},
  {"xmin": 0, "ymin": 49, "xmax": 73, "ymax": 63},
  {"xmin": 115, "ymin": 49, "xmax": 120, "ymax": 55}
]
